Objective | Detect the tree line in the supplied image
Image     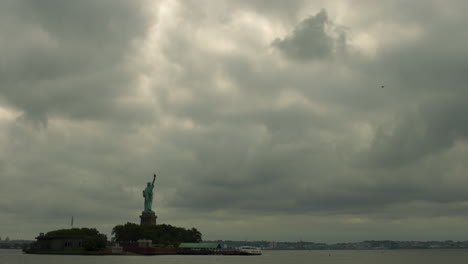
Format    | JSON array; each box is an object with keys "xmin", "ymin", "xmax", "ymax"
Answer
[{"xmin": 112, "ymin": 222, "xmax": 202, "ymax": 247}]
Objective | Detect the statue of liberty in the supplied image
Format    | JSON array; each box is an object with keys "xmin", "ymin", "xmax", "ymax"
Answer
[{"xmin": 143, "ymin": 174, "xmax": 156, "ymax": 212}]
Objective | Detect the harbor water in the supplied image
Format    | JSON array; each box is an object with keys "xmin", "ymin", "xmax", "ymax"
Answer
[{"xmin": 2, "ymin": 249, "xmax": 468, "ymax": 264}]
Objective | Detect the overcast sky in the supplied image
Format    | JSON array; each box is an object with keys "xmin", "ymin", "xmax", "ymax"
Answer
[{"xmin": 1, "ymin": 0, "xmax": 468, "ymax": 243}]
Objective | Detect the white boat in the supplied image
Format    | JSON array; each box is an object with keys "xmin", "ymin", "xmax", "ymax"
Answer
[{"xmin": 238, "ymin": 246, "xmax": 262, "ymax": 255}]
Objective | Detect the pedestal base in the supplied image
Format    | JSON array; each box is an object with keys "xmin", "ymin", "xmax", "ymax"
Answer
[{"xmin": 140, "ymin": 212, "xmax": 157, "ymax": 225}]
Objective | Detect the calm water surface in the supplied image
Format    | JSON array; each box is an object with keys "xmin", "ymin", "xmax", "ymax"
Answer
[{"xmin": 2, "ymin": 249, "xmax": 468, "ymax": 264}]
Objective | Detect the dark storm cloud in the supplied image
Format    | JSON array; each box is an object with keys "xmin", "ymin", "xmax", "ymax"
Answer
[
  {"xmin": 0, "ymin": 0, "xmax": 150, "ymax": 125},
  {"xmin": 273, "ymin": 9, "xmax": 347, "ymax": 61},
  {"xmin": 0, "ymin": 0, "xmax": 153, "ymax": 238},
  {"xmin": 358, "ymin": 9, "xmax": 468, "ymax": 168},
  {"xmin": 362, "ymin": 97, "xmax": 468, "ymax": 168},
  {"xmin": 2, "ymin": 0, "xmax": 468, "ymax": 241},
  {"xmin": 151, "ymin": 1, "xmax": 468, "ymax": 224},
  {"xmin": 0, "ymin": 118, "xmax": 160, "ymax": 238}
]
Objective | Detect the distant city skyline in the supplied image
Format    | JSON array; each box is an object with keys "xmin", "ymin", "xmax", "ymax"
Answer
[
  {"xmin": 3, "ymin": 236, "xmax": 468, "ymax": 251},
  {"xmin": 1, "ymin": 0, "xmax": 468, "ymax": 242}
]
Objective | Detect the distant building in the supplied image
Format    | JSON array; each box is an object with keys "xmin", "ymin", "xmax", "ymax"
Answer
[{"xmin": 30, "ymin": 233, "xmax": 84, "ymax": 251}]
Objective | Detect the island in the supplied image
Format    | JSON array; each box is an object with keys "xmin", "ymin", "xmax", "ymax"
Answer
[
  {"xmin": 25, "ymin": 174, "xmax": 203, "ymax": 255},
  {"xmin": 24, "ymin": 174, "xmax": 260, "ymax": 255}
]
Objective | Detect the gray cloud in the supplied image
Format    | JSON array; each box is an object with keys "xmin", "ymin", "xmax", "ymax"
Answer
[
  {"xmin": 2, "ymin": 0, "xmax": 468, "ymax": 242},
  {"xmin": 0, "ymin": 0, "xmax": 150, "ymax": 125},
  {"xmin": 357, "ymin": 8, "xmax": 468, "ymax": 168},
  {"xmin": 273, "ymin": 9, "xmax": 347, "ymax": 61}
]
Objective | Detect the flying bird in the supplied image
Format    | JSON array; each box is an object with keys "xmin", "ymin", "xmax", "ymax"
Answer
[{"xmin": 381, "ymin": 85, "xmax": 385, "ymax": 88}]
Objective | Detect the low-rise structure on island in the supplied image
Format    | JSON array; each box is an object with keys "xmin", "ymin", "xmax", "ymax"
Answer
[{"xmin": 31, "ymin": 233, "xmax": 84, "ymax": 251}]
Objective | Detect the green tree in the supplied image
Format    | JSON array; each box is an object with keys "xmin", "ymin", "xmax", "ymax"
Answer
[
  {"xmin": 83, "ymin": 234, "xmax": 107, "ymax": 251},
  {"xmin": 112, "ymin": 222, "xmax": 142, "ymax": 242},
  {"xmin": 112, "ymin": 223, "xmax": 202, "ymax": 247}
]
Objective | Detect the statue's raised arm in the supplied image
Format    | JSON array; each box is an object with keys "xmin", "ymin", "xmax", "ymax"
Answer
[{"xmin": 143, "ymin": 174, "xmax": 157, "ymax": 213}]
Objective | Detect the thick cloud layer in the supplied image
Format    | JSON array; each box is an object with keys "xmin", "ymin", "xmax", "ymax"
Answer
[
  {"xmin": 1, "ymin": 0, "xmax": 468, "ymax": 242},
  {"xmin": 0, "ymin": 0, "xmax": 150, "ymax": 125}
]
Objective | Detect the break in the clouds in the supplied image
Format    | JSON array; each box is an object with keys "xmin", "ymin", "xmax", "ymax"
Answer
[{"xmin": 1, "ymin": 0, "xmax": 468, "ymax": 243}]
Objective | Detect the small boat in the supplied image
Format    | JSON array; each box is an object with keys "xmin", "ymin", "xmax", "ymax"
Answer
[{"xmin": 238, "ymin": 246, "xmax": 262, "ymax": 255}]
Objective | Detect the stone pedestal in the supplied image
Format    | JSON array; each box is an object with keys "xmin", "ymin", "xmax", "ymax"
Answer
[{"xmin": 140, "ymin": 211, "xmax": 157, "ymax": 225}]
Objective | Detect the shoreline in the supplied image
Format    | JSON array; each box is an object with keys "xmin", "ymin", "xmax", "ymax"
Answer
[{"xmin": 23, "ymin": 250, "xmax": 132, "ymax": 255}]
